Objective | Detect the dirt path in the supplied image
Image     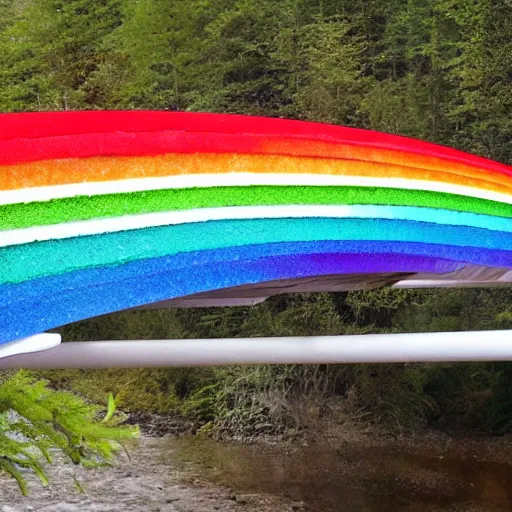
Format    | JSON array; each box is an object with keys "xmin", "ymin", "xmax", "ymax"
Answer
[{"xmin": 0, "ymin": 437, "xmax": 296, "ymax": 512}]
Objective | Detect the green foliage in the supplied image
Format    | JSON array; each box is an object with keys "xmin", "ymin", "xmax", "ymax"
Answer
[
  {"xmin": 349, "ymin": 363, "xmax": 440, "ymax": 431},
  {"xmin": 0, "ymin": 371, "xmax": 138, "ymax": 494},
  {"xmin": 191, "ymin": 293, "xmax": 348, "ymax": 338},
  {"xmin": 422, "ymin": 362, "xmax": 512, "ymax": 435},
  {"xmin": 103, "ymin": 393, "xmax": 117, "ymax": 423},
  {"xmin": 181, "ymin": 365, "xmax": 336, "ymax": 436},
  {"xmin": 181, "ymin": 384, "xmax": 220, "ymax": 424},
  {"xmin": 496, "ymin": 312, "xmax": 512, "ymax": 330},
  {"xmin": 34, "ymin": 367, "xmax": 204, "ymax": 414},
  {"xmin": 394, "ymin": 289, "xmax": 512, "ymax": 333},
  {"xmin": 345, "ymin": 288, "xmax": 420, "ymax": 330},
  {"xmin": 0, "ymin": 0, "xmax": 123, "ymax": 111}
]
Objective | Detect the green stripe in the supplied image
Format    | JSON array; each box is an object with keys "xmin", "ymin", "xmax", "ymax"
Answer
[{"xmin": 2, "ymin": 186, "xmax": 512, "ymax": 230}]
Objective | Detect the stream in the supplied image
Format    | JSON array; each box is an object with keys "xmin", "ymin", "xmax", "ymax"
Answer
[{"xmin": 1, "ymin": 435, "xmax": 512, "ymax": 511}]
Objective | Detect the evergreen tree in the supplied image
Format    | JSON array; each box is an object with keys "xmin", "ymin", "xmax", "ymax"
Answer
[
  {"xmin": 271, "ymin": 11, "xmax": 367, "ymax": 123},
  {"xmin": 104, "ymin": 0, "xmax": 213, "ymax": 110},
  {"xmin": 0, "ymin": 0, "xmax": 123, "ymax": 111},
  {"xmin": 440, "ymin": 0, "xmax": 512, "ymax": 162},
  {"xmin": 0, "ymin": 371, "xmax": 137, "ymax": 494}
]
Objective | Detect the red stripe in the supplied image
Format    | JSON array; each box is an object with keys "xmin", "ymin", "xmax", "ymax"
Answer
[{"xmin": 0, "ymin": 111, "xmax": 509, "ymax": 175}]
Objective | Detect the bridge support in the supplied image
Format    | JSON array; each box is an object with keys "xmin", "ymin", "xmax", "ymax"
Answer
[{"xmin": 0, "ymin": 330, "xmax": 511, "ymax": 368}]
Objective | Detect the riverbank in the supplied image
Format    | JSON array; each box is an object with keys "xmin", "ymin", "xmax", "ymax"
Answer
[
  {"xmin": 0, "ymin": 436, "xmax": 297, "ymax": 512},
  {"xmin": 128, "ymin": 408, "xmax": 512, "ymax": 461},
  {"xmin": 2, "ymin": 422, "xmax": 512, "ymax": 511}
]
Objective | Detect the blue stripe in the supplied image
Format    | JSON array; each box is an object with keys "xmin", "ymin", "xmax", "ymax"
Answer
[
  {"xmin": 0, "ymin": 246, "xmax": 461, "ymax": 342},
  {"xmin": 2, "ymin": 217, "xmax": 512, "ymax": 285}
]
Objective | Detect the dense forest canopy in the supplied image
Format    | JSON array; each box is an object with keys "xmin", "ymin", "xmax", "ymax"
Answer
[{"xmin": 0, "ymin": 0, "xmax": 511, "ymax": 163}]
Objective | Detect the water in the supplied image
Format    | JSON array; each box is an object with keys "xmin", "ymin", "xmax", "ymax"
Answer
[{"xmin": 170, "ymin": 436, "xmax": 512, "ymax": 511}]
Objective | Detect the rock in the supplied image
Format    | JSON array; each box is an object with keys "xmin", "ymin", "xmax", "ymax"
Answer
[
  {"xmin": 235, "ymin": 495, "xmax": 248, "ymax": 504},
  {"xmin": 233, "ymin": 494, "xmax": 261, "ymax": 505}
]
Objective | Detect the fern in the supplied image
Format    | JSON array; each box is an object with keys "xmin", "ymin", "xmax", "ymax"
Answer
[{"xmin": 0, "ymin": 371, "xmax": 138, "ymax": 494}]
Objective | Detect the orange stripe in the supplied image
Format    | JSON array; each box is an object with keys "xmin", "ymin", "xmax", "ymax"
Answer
[
  {"xmin": 2, "ymin": 137, "xmax": 510, "ymax": 187},
  {"xmin": 1, "ymin": 154, "xmax": 512, "ymax": 195},
  {"xmin": 259, "ymin": 139, "xmax": 512, "ymax": 182}
]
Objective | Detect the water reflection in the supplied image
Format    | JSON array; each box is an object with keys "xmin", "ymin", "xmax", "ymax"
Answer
[{"xmin": 170, "ymin": 436, "xmax": 512, "ymax": 511}]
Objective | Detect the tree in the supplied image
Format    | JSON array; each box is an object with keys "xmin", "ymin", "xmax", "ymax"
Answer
[
  {"xmin": 0, "ymin": 0, "xmax": 123, "ymax": 111},
  {"xmin": 0, "ymin": 371, "xmax": 137, "ymax": 494},
  {"xmin": 440, "ymin": 0, "xmax": 512, "ymax": 162},
  {"xmin": 104, "ymin": 0, "xmax": 215, "ymax": 110},
  {"xmin": 271, "ymin": 12, "xmax": 367, "ymax": 124}
]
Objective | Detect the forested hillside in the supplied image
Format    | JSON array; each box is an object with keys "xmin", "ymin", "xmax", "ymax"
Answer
[
  {"xmin": 2, "ymin": 0, "xmax": 512, "ymax": 437},
  {"xmin": 1, "ymin": 0, "xmax": 511, "ymax": 163}
]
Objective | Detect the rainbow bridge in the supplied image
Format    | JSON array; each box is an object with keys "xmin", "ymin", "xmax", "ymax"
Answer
[{"xmin": 1, "ymin": 111, "xmax": 511, "ymax": 367}]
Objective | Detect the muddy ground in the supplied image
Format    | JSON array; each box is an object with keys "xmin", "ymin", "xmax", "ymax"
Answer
[
  {"xmin": 0, "ymin": 436, "xmax": 297, "ymax": 512},
  {"xmin": 2, "ymin": 419, "xmax": 512, "ymax": 512}
]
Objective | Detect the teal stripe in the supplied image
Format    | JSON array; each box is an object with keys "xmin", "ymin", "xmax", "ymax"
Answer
[{"xmin": 2, "ymin": 217, "xmax": 512, "ymax": 285}]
